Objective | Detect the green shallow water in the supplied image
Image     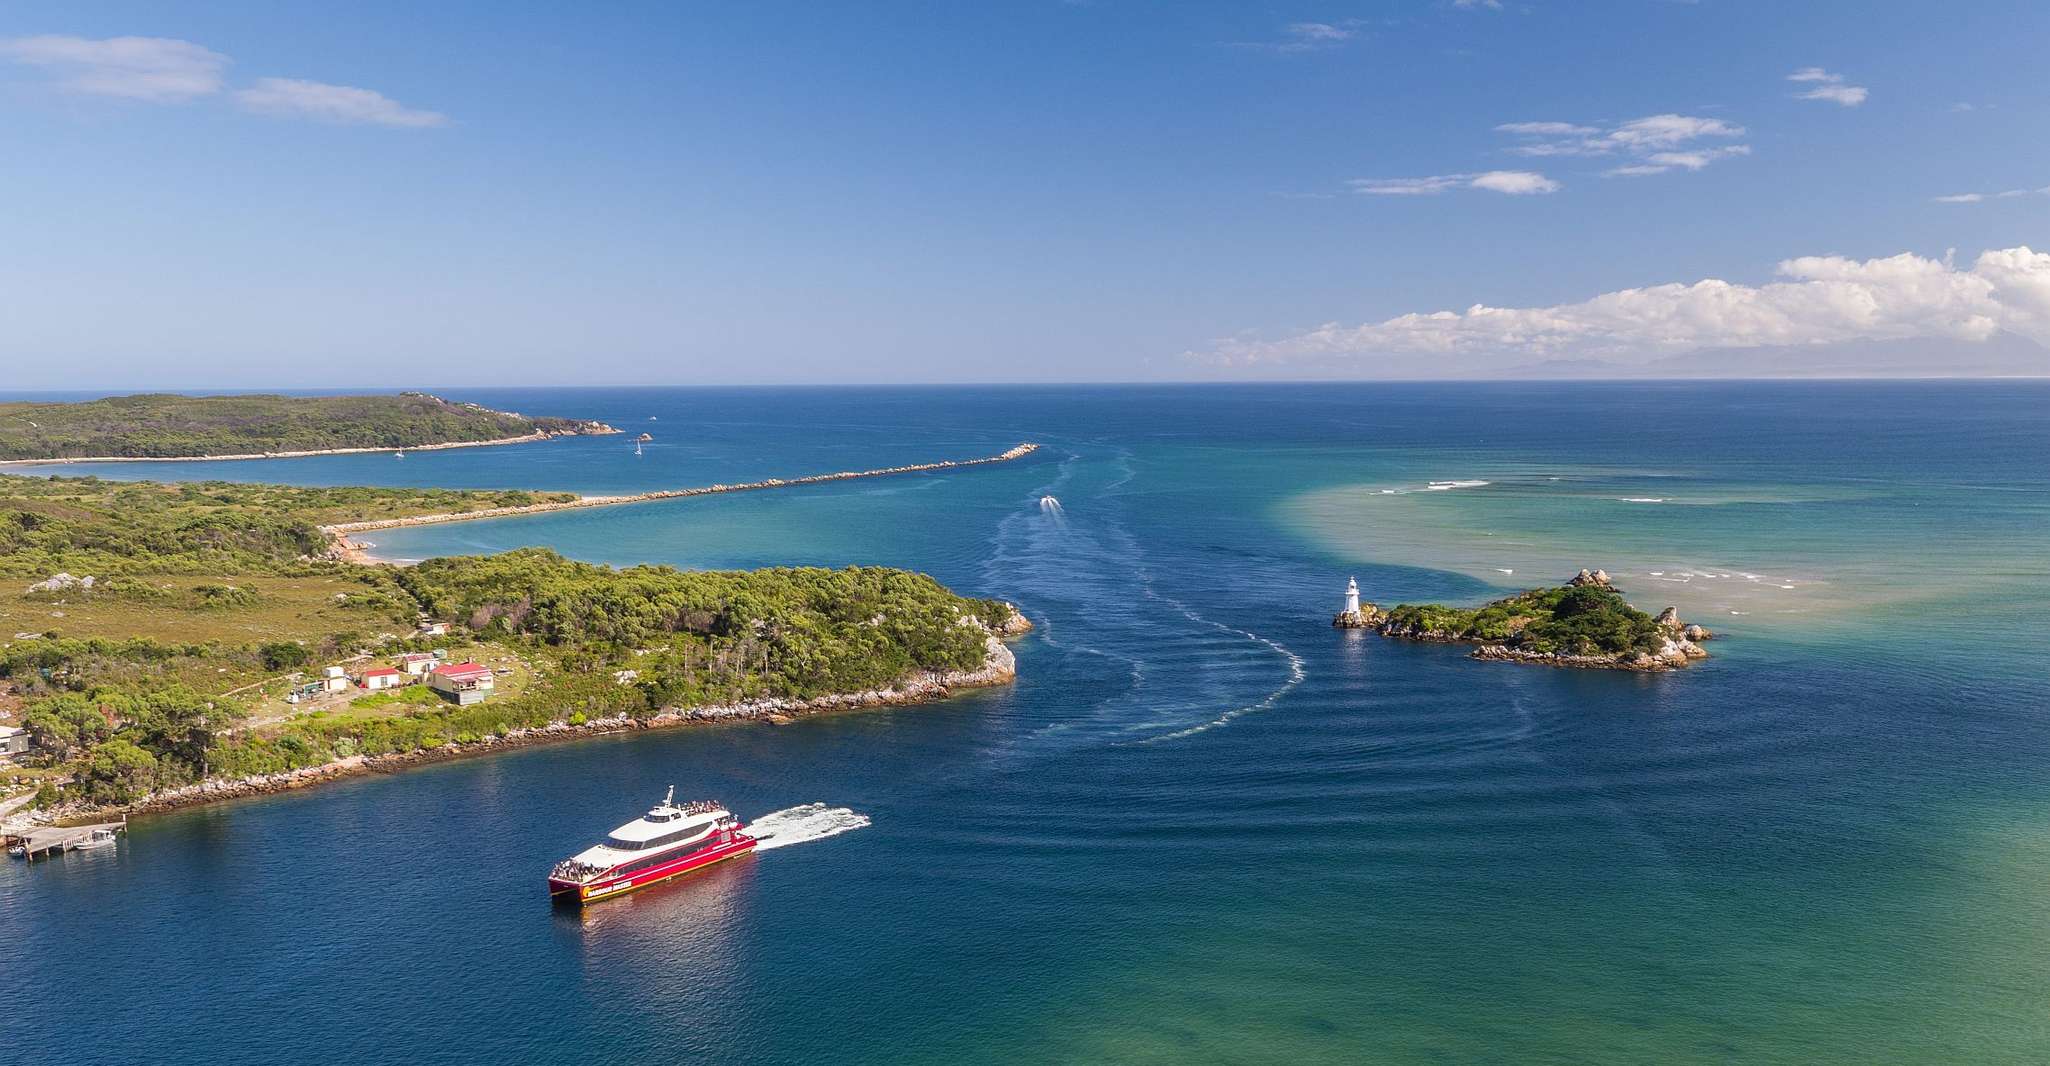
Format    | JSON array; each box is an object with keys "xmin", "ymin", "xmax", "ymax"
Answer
[{"xmin": 4, "ymin": 382, "xmax": 2047, "ymax": 1064}]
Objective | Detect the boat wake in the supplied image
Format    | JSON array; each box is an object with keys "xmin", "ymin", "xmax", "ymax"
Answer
[
  {"xmin": 749, "ymin": 803, "xmax": 871, "ymax": 851},
  {"xmin": 985, "ymin": 446, "xmax": 1307, "ymax": 748},
  {"xmin": 1129, "ymin": 610, "xmax": 1306, "ymax": 745}
]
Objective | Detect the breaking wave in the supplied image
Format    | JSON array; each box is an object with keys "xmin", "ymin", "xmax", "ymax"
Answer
[
  {"xmin": 748, "ymin": 803, "xmax": 872, "ymax": 850},
  {"xmin": 1377, "ymin": 479, "xmax": 1493, "ymax": 495}
]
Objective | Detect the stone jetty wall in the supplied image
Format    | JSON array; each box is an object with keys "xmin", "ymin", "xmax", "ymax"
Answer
[{"xmin": 323, "ymin": 442, "xmax": 1041, "ymax": 545}]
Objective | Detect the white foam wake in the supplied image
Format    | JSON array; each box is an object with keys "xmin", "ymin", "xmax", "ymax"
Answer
[
  {"xmin": 1377, "ymin": 479, "xmax": 1492, "ymax": 495},
  {"xmin": 748, "ymin": 803, "xmax": 872, "ymax": 851}
]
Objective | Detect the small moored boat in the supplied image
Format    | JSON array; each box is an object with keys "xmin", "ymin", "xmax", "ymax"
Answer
[
  {"xmin": 72, "ymin": 827, "xmax": 118, "ymax": 852},
  {"xmin": 548, "ymin": 787, "xmax": 756, "ymax": 904}
]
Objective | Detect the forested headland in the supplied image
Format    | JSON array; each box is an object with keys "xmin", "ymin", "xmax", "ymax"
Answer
[
  {"xmin": 0, "ymin": 472, "xmax": 1022, "ymax": 813},
  {"xmin": 0, "ymin": 392, "xmax": 616, "ymax": 461}
]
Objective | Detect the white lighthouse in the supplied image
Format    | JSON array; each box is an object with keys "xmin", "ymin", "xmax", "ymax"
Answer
[{"xmin": 1343, "ymin": 576, "xmax": 1360, "ymax": 616}]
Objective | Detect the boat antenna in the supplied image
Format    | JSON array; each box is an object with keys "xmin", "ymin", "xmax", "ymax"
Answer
[{"xmin": 663, "ymin": 784, "xmax": 675, "ymax": 808}]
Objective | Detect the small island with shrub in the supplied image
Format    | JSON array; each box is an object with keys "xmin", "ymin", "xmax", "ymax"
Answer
[{"xmin": 1335, "ymin": 569, "xmax": 1713, "ymax": 670}]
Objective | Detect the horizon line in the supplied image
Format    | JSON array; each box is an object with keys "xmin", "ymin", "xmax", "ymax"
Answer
[{"xmin": 5, "ymin": 375, "xmax": 2049, "ymax": 396}]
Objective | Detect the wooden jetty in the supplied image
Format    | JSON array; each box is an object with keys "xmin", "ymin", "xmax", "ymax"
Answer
[{"xmin": 5, "ymin": 821, "xmax": 124, "ymax": 862}]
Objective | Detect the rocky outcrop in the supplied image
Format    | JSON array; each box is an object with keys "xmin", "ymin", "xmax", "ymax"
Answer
[
  {"xmin": 1569, "ymin": 568, "xmax": 1613, "ymax": 588},
  {"xmin": 1471, "ymin": 633, "xmax": 1707, "ymax": 671},
  {"xmin": 993, "ymin": 602, "xmax": 1035, "ymax": 637},
  {"xmin": 1333, "ymin": 604, "xmax": 1385, "ymax": 629},
  {"xmin": 25, "ymin": 573, "xmax": 93, "ymax": 594}
]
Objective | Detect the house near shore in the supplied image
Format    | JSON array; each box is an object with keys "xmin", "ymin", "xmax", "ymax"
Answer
[
  {"xmin": 359, "ymin": 667, "xmax": 404, "ymax": 691},
  {"xmin": 428, "ymin": 662, "xmax": 494, "ymax": 705},
  {"xmin": 317, "ymin": 666, "xmax": 351, "ymax": 694},
  {"xmin": 0, "ymin": 725, "xmax": 29, "ymax": 759},
  {"xmin": 417, "ymin": 621, "xmax": 452, "ymax": 638}
]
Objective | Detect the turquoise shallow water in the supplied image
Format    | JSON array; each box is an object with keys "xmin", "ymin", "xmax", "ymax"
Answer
[{"xmin": 4, "ymin": 382, "xmax": 2048, "ymax": 1063}]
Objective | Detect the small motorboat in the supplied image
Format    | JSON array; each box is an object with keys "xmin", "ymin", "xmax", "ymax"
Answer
[{"xmin": 71, "ymin": 827, "xmax": 118, "ymax": 852}]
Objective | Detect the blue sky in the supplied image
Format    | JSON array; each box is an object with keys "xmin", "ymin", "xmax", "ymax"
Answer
[{"xmin": 3, "ymin": 1, "xmax": 2047, "ymax": 386}]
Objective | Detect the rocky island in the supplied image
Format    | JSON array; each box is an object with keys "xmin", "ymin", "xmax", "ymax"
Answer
[{"xmin": 1335, "ymin": 569, "xmax": 1713, "ymax": 670}]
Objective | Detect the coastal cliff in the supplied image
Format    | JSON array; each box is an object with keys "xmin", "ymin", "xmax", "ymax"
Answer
[{"xmin": 1337, "ymin": 569, "xmax": 1713, "ymax": 671}]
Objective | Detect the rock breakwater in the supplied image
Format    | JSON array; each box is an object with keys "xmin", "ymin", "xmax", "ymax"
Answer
[{"xmin": 322, "ymin": 442, "xmax": 1042, "ymax": 558}]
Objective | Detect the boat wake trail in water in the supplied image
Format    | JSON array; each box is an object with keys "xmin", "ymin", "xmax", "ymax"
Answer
[
  {"xmin": 1129, "ymin": 603, "xmax": 1306, "ymax": 745},
  {"xmin": 749, "ymin": 804, "xmax": 871, "ymax": 851},
  {"xmin": 982, "ymin": 445, "xmax": 1306, "ymax": 748}
]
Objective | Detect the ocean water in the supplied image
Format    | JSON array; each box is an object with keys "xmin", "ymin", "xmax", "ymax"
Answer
[{"xmin": 4, "ymin": 382, "xmax": 2048, "ymax": 1064}]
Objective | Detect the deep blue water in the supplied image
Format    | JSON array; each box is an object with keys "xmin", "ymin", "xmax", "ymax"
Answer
[{"xmin": 4, "ymin": 383, "xmax": 2048, "ymax": 1063}]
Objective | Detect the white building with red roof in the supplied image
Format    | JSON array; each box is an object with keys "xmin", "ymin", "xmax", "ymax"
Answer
[
  {"xmin": 358, "ymin": 667, "xmax": 405, "ymax": 691},
  {"xmin": 428, "ymin": 662, "xmax": 496, "ymax": 705}
]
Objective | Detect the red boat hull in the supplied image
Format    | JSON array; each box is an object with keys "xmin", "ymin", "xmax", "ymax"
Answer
[{"xmin": 550, "ymin": 832, "xmax": 757, "ymax": 904}]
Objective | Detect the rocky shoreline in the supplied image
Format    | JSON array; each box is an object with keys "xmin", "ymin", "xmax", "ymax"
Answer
[
  {"xmin": 322, "ymin": 442, "xmax": 1041, "ymax": 561},
  {"xmin": 0, "ymin": 424, "xmax": 620, "ymax": 466},
  {"xmin": 13, "ymin": 622, "xmax": 1029, "ymax": 828}
]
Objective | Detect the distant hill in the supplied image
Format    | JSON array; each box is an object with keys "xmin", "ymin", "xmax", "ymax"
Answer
[{"xmin": 0, "ymin": 392, "xmax": 616, "ymax": 461}]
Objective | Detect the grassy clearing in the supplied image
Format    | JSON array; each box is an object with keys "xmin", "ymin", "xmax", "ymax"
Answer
[
  {"xmin": 0, "ymin": 573, "xmax": 408, "ymax": 647},
  {"xmin": 254, "ymin": 642, "xmax": 540, "ymax": 728}
]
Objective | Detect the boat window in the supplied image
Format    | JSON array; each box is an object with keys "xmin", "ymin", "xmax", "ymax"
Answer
[
  {"xmin": 613, "ymin": 833, "xmax": 723, "ymax": 875},
  {"xmin": 606, "ymin": 824, "xmax": 711, "ymax": 851}
]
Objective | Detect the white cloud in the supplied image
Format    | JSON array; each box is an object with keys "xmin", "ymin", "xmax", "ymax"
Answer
[
  {"xmin": 1351, "ymin": 176, "xmax": 1465, "ymax": 196},
  {"xmin": 1496, "ymin": 113, "xmax": 1750, "ymax": 177},
  {"xmin": 1788, "ymin": 67, "xmax": 1867, "ymax": 106},
  {"xmin": 1607, "ymin": 145, "xmax": 1752, "ymax": 177},
  {"xmin": 1605, "ymin": 114, "xmax": 1745, "ymax": 149},
  {"xmin": 1933, "ymin": 187, "xmax": 2050, "ymax": 204},
  {"xmin": 1284, "ymin": 22, "xmax": 1355, "ymax": 43},
  {"xmin": 1194, "ymin": 246, "xmax": 2050, "ymax": 364},
  {"xmin": 1237, "ymin": 21, "xmax": 1363, "ymax": 53},
  {"xmin": 1494, "ymin": 121, "xmax": 1597, "ymax": 136},
  {"xmin": 235, "ymin": 77, "xmax": 448, "ymax": 128},
  {"xmin": 1452, "ymin": 0, "xmax": 1505, "ymax": 9},
  {"xmin": 1469, "ymin": 170, "xmax": 1561, "ymax": 195},
  {"xmin": 1352, "ymin": 170, "xmax": 1559, "ymax": 196},
  {"xmin": 0, "ymin": 34, "xmax": 227, "ymax": 101}
]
